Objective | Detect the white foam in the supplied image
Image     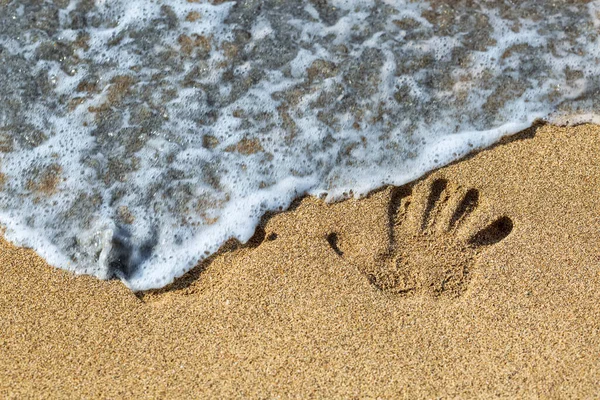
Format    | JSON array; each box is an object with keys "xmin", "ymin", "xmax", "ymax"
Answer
[{"xmin": 1, "ymin": 0, "xmax": 599, "ymax": 291}]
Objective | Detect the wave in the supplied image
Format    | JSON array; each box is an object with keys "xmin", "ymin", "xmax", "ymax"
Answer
[{"xmin": 0, "ymin": 0, "xmax": 598, "ymax": 290}]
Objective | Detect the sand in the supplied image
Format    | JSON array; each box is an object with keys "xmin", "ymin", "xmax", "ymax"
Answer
[{"xmin": 2, "ymin": 123, "xmax": 600, "ymax": 398}]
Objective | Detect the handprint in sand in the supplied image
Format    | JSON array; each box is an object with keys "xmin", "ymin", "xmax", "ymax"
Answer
[{"xmin": 328, "ymin": 178, "xmax": 513, "ymax": 299}]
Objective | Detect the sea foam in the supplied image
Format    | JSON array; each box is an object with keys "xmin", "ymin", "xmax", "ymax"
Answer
[{"xmin": 0, "ymin": 0, "xmax": 598, "ymax": 290}]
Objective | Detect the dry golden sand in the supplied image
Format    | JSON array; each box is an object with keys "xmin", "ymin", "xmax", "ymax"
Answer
[{"xmin": 2, "ymin": 124, "xmax": 600, "ymax": 398}]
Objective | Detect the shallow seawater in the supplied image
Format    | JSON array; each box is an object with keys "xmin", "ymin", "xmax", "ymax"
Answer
[{"xmin": 0, "ymin": 0, "xmax": 598, "ymax": 290}]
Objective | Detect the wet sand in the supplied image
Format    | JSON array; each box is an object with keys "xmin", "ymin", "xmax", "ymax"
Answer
[{"xmin": 2, "ymin": 123, "xmax": 600, "ymax": 398}]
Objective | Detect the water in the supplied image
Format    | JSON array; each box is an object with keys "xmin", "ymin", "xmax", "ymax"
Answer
[{"xmin": 0, "ymin": 0, "xmax": 598, "ymax": 290}]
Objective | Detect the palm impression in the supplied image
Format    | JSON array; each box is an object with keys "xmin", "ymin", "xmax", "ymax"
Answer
[{"xmin": 329, "ymin": 178, "xmax": 513, "ymax": 299}]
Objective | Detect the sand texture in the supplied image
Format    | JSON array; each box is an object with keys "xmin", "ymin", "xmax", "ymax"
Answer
[{"xmin": 2, "ymin": 124, "xmax": 600, "ymax": 398}]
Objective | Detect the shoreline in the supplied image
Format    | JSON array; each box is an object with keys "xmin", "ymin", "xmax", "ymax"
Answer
[{"xmin": 143, "ymin": 120, "xmax": 544, "ymax": 298}]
